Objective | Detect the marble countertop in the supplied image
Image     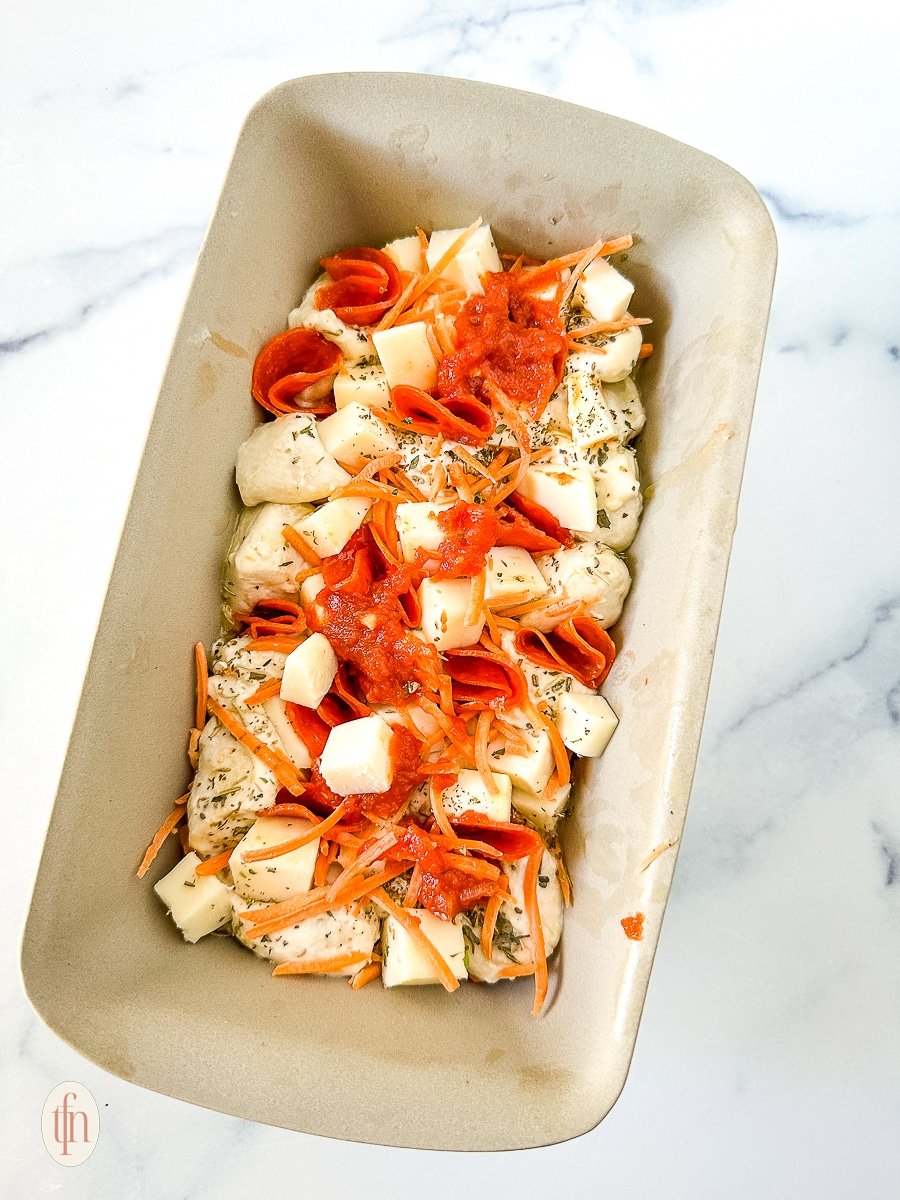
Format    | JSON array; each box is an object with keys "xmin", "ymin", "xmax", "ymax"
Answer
[{"xmin": 2, "ymin": 1, "xmax": 898, "ymax": 1195}]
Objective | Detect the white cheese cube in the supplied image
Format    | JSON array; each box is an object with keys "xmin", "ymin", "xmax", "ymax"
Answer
[
  {"xmin": 261, "ymin": 696, "xmax": 313, "ymax": 770},
  {"xmin": 288, "ymin": 275, "xmax": 373, "ymax": 361},
  {"xmin": 511, "ymin": 782, "xmax": 572, "ymax": 832},
  {"xmin": 295, "ymin": 497, "xmax": 372, "ymax": 559},
  {"xmin": 226, "ymin": 502, "xmax": 313, "ymax": 613},
  {"xmin": 426, "ymin": 225, "xmax": 502, "ymax": 295},
  {"xmin": 383, "ymin": 235, "xmax": 423, "ymax": 273},
  {"xmin": 576, "ymin": 256, "xmax": 634, "ymax": 322},
  {"xmin": 484, "ymin": 546, "xmax": 548, "ymax": 606},
  {"xmin": 319, "ymin": 715, "xmax": 395, "ymax": 796},
  {"xmin": 555, "ymin": 693, "xmax": 619, "ymax": 757},
  {"xmin": 440, "ymin": 768, "xmax": 512, "ymax": 823},
  {"xmin": 567, "ymin": 357, "xmax": 646, "ymax": 448},
  {"xmin": 317, "ymin": 401, "xmax": 398, "ymax": 466},
  {"xmin": 154, "ymin": 852, "xmax": 232, "ymax": 942},
  {"xmin": 487, "ymin": 718, "xmax": 554, "ymax": 794},
  {"xmin": 517, "ymin": 464, "xmax": 598, "ymax": 534},
  {"xmin": 236, "ymin": 414, "xmax": 350, "ymax": 508},
  {"xmin": 372, "ymin": 322, "xmax": 438, "ymax": 391},
  {"xmin": 334, "ymin": 362, "xmax": 391, "ymax": 411},
  {"xmin": 395, "ymin": 501, "xmax": 454, "ymax": 561},
  {"xmin": 280, "ymin": 633, "xmax": 338, "ymax": 709},
  {"xmin": 382, "ymin": 909, "xmax": 467, "ymax": 987},
  {"xmin": 299, "ymin": 572, "xmax": 326, "ymax": 606},
  {"xmin": 419, "ymin": 577, "xmax": 485, "ymax": 650},
  {"xmin": 228, "ymin": 816, "xmax": 319, "ymax": 903}
]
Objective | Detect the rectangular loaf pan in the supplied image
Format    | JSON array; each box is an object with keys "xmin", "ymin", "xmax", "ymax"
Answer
[{"xmin": 21, "ymin": 73, "xmax": 775, "ymax": 1151}]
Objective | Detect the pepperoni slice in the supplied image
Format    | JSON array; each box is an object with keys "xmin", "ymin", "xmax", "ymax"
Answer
[
  {"xmin": 441, "ymin": 647, "xmax": 528, "ymax": 709},
  {"xmin": 390, "ymin": 385, "xmax": 495, "ymax": 446},
  {"xmin": 494, "ymin": 504, "xmax": 562, "ymax": 554},
  {"xmin": 251, "ymin": 328, "xmax": 341, "ymax": 416},
  {"xmin": 316, "ymin": 247, "xmax": 402, "ymax": 326},
  {"xmin": 284, "ymin": 702, "xmax": 331, "ymax": 759},
  {"xmin": 514, "ymin": 617, "xmax": 616, "ymax": 689},
  {"xmin": 448, "ymin": 816, "xmax": 543, "ymax": 861},
  {"xmin": 507, "ymin": 490, "xmax": 574, "ymax": 548}
]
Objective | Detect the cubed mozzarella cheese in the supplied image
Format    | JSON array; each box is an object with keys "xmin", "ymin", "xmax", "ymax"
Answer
[
  {"xmin": 334, "ymin": 361, "xmax": 391, "ymax": 411},
  {"xmin": 426, "ymin": 225, "xmax": 502, "ymax": 295},
  {"xmin": 280, "ymin": 633, "xmax": 338, "ymax": 709},
  {"xmin": 511, "ymin": 781, "xmax": 572, "ymax": 832},
  {"xmin": 225, "ymin": 502, "xmax": 313, "ymax": 613},
  {"xmin": 575, "ymin": 256, "xmax": 634, "ymax": 322},
  {"xmin": 288, "ymin": 275, "xmax": 373, "ymax": 361},
  {"xmin": 235, "ymin": 414, "xmax": 350, "ymax": 507},
  {"xmin": 234, "ymin": 897, "xmax": 380, "ymax": 970},
  {"xmin": 294, "ymin": 496, "xmax": 372, "ymax": 558},
  {"xmin": 395, "ymin": 501, "xmax": 453, "ymax": 560},
  {"xmin": 487, "ymin": 715, "xmax": 554, "ymax": 794},
  {"xmin": 300, "ymin": 572, "xmax": 326, "ymax": 605},
  {"xmin": 567, "ymin": 356, "xmax": 645, "ymax": 448},
  {"xmin": 372, "ymin": 322, "xmax": 438, "ymax": 391},
  {"xmin": 536, "ymin": 542, "xmax": 631, "ymax": 629},
  {"xmin": 187, "ymin": 716, "xmax": 278, "ymax": 857},
  {"xmin": 555, "ymin": 693, "xmax": 619, "ymax": 757},
  {"xmin": 382, "ymin": 909, "xmax": 467, "ymax": 987},
  {"xmin": 228, "ymin": 816, "xmax": 320, "ymax": 903},
  {"xmin": 484, "ymin": 546, "xmax": 548, "ymax": 606},
  {"xmin": 317, "ymin": 401, "xmax": 398, "ymax": 466},
  {"xmin": 382, "ymin": 235, "xmax": 424, "ymax": 273},
  {"xmin": 154, "ymin": 852, "xmax": 232, "ymax": 942},
  {"xmin": 418, "ymin": 576, "xmax": 485, "ymax": 650},
  {"xmin": 440, "ymin": 768, "xmax": 512, "ymax": 823},
  {"xmin": 517, "ymin": 464, "xmax": 598, "ymax": 534},
  {"xmin": 260, "ymin": 696, "xmax": 314, "ymax": 770},
  {"xmin": 319, "ymin": 715, "xmax": 395, "ymax": 796}
]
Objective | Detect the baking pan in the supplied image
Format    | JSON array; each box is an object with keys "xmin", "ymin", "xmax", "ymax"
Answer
[{"xmin": 21, "ymin": 73, "xmax": 776, "ymax": 1151}]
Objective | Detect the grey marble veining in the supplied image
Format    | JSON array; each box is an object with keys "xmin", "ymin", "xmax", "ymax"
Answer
[{"xmin": 2, "ymin": 0, "xmax": 899, "ymax": 1195}]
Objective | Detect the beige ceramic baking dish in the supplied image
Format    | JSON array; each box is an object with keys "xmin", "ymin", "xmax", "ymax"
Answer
[{"xmin": 21, "ymin": 73, "xmax": 775, "ymax": 1151}]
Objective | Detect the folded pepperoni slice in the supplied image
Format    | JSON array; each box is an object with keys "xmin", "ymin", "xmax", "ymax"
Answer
[
  {"xmin": 441, "ymin": 647, "xmax": 528, "ymax": 709},
  {"xmin": 507, "ymin": 490, "xmax": 574, "ymax": 548},
  {"xmin": 284, "ymin": 702, "xmax": 331, "ymax": 759},
  {"xmin": 448, "ymin": 815, "xmax": 543, "ymax": 861},
  {"xmin": 390, "ymin": 385, "xmax": 496, "ymax": 446},
  {"xmin": 316, "ymin": 247, "xmax": 402, "ymax": 326},
  {"xmin": 514, "ymin": 617, "xmax": 616, "ymax": 690},
  {"xmin": 251, "ymin": 328, "xmax": 341, "ymax": 416},
  {"xmin": 494, "ymin": 504, "xmax": 562, "ymax": 554}
]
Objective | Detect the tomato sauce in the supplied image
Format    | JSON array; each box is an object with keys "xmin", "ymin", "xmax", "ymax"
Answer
[
  {"xmin": 621, "ymin": 912, "xmax": 645, "ymax": 941},
  {"xmin": 437, "ymin": 270, "xmax": 567, "ymax": 418},
  {"xmin": 394, "ymin": 823, "xmax": 495, "ymax": 920},
  {"xmin": 431, "ymin": 500, "xmax": 500, "ymax": 579},
  {"xmin": 306, "ymin": 575, "xmax": 440, "ymax": 707}
]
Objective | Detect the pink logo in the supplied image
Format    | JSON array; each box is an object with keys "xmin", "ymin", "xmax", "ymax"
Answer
[{"xmin": 41, "ymin": 1082, "xmax": 99, "ymax": 1166}]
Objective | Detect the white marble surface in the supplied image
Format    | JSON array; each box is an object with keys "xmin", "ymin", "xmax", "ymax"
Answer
[{"xmin": 2, "ymin": 0, "xmax": 899, "ymax": 1195}]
